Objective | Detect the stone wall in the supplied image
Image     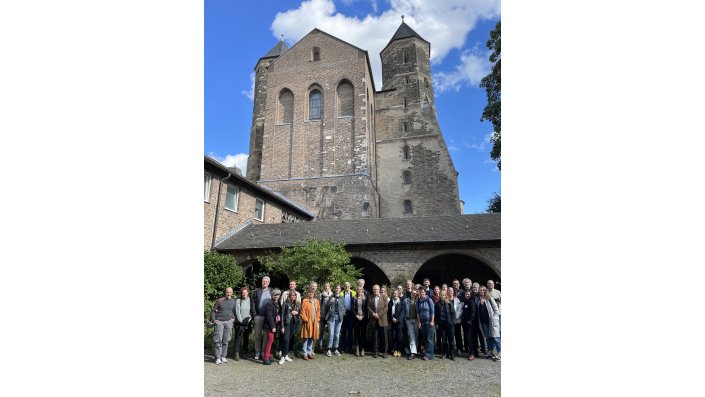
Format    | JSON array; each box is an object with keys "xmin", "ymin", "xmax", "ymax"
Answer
[
  {"xmin": 374, "ymin": 36, "xmax": 461, "ymax": 218},
  {"xmin": 260, "ymin": 175, "xmax": 379, "ymax": 220},
  {"xmin": 256, "ymin": 30, "xmax": 379, "ymax": 220},
  {"xmin": 204, "ymin": 173, "xmax": 293, "ymax": 251}
]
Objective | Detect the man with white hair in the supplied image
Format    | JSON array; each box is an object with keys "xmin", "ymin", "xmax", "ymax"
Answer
[{"xmin": 250, "ymin": 276, "xmax": 273, "ymax": 360}]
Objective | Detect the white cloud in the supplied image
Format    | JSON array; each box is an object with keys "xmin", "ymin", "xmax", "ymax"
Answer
[
  {"xmin": 241, "ymin": 72, "xmax": 255, "ymax": 101},
  {"xmin": 466, "ymin": 131, "xmax": 494, "ymax": 151},
  {"xmin": 433, "ymin": 50, "xmax": 491, "ymax": 93},
  {"xmin": 271, "ymin": 0, "xmax": 499, "ymax": 88},
  {"xmin": 209, "ymin": 152, "xmax": 249, "ymax": 175}
]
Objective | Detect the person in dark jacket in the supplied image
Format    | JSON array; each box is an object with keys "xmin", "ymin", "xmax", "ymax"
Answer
[
  {"xmin": 325, "ymin": 284, "xmax": 346, "ymax": 356},
  {"xmin": 435, "ymin": 291, "xmax": 456, "ymax": 360},
  {"xmin": 278, "ymin": 290, "xmax": 300, "ymax": 365},
  {"xmin": 388, "ymin": 289, "xmax": 404, "ymax": 357},
  {"xmin": 261, "ymin": 289, "xmax": 281, "ymax": 365},
  {"xmin": 250, "ymin": 276, "xmax": 274, "ymax": 360},
  {"xmin": 352, "ymin": 286, "xmax": 367, "ymax": 356}
]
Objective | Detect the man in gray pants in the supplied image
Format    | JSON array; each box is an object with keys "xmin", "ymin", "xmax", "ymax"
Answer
[
  {"xmin": 250, "ymin": 276, "xmax": 273, "ymax": 360},
  {"xmin": 211, "ymin": 287, "xmax": 237, "ymax": 364}
]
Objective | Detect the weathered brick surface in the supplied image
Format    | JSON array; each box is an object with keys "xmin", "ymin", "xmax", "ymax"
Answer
[
  {"xmin": 249, "ymin": 30, "xmax": 379, "ymax": 220},
  {"xmin": 375, "ymin": 37, "xmax": 461, "ymax": 218},
  {"xmin": 204, "ymin": 172, "xmax": 300, "ymax": 251},
  {"xmin": 246, "ymin": 28, "xmax": 460, "ymax": 220}
]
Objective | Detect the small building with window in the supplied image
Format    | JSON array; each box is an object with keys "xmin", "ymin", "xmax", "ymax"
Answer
[{"xmin": 204, "ymin": 156, "xmax": 314, "ymax": 251}]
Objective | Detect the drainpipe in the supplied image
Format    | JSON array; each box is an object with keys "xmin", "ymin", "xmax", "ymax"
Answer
[{"xmin": 210, "ymin": 172, "xmax": 232, "ymax": 251}]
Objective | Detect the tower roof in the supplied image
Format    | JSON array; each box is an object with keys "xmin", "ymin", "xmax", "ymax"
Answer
[
  {"xmin": 261, "ymin": 40, "xmax": 289, "ymax": 59},
  {"xmin": 381, "ymin": 20, "xmax": 430, "ymax": 54}
]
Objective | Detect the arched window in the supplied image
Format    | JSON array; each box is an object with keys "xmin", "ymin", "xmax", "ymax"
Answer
[
  {"xmin": 309, "ymin": 89, "xmax": 322, "ymax": 120},
  {"xmin": 402, "ymin": 145, "xmax": 410, "ymax": 160},
  {"xmin": 403, "ymin": 200, "xmax": 413, "ymax": 215},
  {"xmin": 277, "ymin": 89, "xmax": 294, "ymax": 123},
  {"xmin": 337, "ymin": 81, "xmax": 354, "ymax": 117},
  {"xmin": 402, "ymin": 121, "xmax": 408, "ymax": 132},
  {"xmin": 403, "ymin": 51, "xmax": 409, "ymax": 64},
  {"xmin": 311, "ymin": 47, "xmax": 320, "ymax": 61},
  {"xmin": 403, "ymin": 170, "xmax": 412, "ymax": 185}
]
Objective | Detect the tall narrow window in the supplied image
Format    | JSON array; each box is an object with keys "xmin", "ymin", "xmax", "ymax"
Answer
[
  {"xmin": 204, "ymin": 173, "xmax": 211, "ymax": 202},
  {"xmin": 309, "ymin": 89, "xmax": 322, "ymax": 120},
  {"xmin": 403, "ymin": 51, "xmax": 409, "ymax": 64},
  {"xmin": 403, "ymin": 170, "xmax": 412, "ymax": 185},
  {"xmin": 402, "ymin": 145, "xmax": 410, "ymax": 160},
  {"xmin": 404, "ymin": 76, "xmax": 410, "ymax": 84},
  {"xmin": 278, "ymin": 89, "xmax": 294, "ymax": 123},
  {"xmin": 337, "ymin": 81, "xmax": 354, "ymax": 116},
  {"xmin": 254, "ymin": 198, "xmax": 265, "ymax": 221},
  {"xmin": 311, "ymin": 47, "xmax": 320, "ymax": 61},
  {"xmin": 402, "ymin": 121, "xmax": 408, "ymax": 132},
  {"xmin": 424, "ymin": 78, "xmax": 429, "ymax": 88},
  {"xmin": 225, "ymin": 185, "xmax": 239, "ymax": 211},
  {"xmin": 403, "ymin": 200, "xmax": 413, "ymax": 215},
  {"xmin": 403, "ymin": 97, "xmax": 407, "ymax": 108}
]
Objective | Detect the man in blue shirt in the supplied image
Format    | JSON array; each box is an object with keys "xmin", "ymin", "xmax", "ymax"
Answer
[{"xmin": 416, "ymin": 286, "xmax": 435, "ymax": 360}]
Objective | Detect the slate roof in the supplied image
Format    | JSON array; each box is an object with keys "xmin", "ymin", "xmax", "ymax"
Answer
[
  {"xmin": 215, "ymin": 213, "xmax": 500, "ymax": 250},
  {"xmin": 262, "ymin": 40, "xmax": 289, "ymax": 59},
  {"xmin": 382, "ymin": 21, "xmax": 430, "ymax": 54},
  {"xmin": 204, "ymin": 156, "xmax": 314, "ymax": 219}
]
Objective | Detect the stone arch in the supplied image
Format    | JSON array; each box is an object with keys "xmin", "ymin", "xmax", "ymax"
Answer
[
  {"xmin": 351, "ymin": 256, "xmax": 390, "ymax": 288},
  {"xmin": 311, "ymin": 46, "xmax": 320, "ymax": 61},
  {"xmin": 413, "ymin": 253, "xmax": 500, "ymax": 289},
  {"xmin": 336, "ymin": 79, "xmax": 354, "ymax": 117},
  {"xmin": 277, "ymin": 88, "xmax": 294, "ymax": 124}
]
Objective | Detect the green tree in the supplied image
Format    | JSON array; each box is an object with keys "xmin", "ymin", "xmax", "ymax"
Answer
[
  {"xmin": 480, "ymin": 20, "xmax": 501, "ymax": 171},
  {"xmin": 260, "ymin": 239, "xmax": 361, "ymax": 290},
  {"xmin": 486, "ymin": 192, "xmax": 501, "ymax": 213},
  {"xmin": 204, "ymin": 251, "xmax": 245, "ymax": 318}
]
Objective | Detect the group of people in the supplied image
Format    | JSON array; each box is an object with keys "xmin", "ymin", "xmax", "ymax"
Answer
[{"xmin": 209, "ymin": 276, "xmax": 501, "ymax": 365}]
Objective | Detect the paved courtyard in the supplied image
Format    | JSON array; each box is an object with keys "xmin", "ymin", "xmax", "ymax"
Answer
[{"xmin": 204, "ymin": 351, "xmax": 500, "ymax": 396}]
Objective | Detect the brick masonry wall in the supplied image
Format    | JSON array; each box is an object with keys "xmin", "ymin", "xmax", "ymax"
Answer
[
  {"xmin": 255, "ymin": 30, "xmax": 379, "ymax": 220},
  {"xmin": 375, "ymin": 37, "xmax": 460, "ymax": 218},
  {"xmin": 261, "ymin": 175, "xmax": 379, "ymax": 220},
  {"xmin": 204, "ymin": 173, "xmax": 288, "ymax": 251}
]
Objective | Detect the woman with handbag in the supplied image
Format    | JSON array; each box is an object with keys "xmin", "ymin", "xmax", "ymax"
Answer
[
  {"xmin": 232, "ymin": 287, "xmax": 252, "ymax": 361},
  {"xmin": 478, "ymin": 286, "xmax": 501, "ymax": 362}
]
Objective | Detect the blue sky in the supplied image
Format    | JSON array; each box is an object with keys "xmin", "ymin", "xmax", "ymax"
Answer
[{"xmin": 205, "ymin": 0, "xmax": 500, "ymax": 214}]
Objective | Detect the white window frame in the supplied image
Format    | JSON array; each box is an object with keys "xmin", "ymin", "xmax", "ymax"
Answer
[
  {"xmin": 225, "ymin": 184, "xmax": 239, "ymax": 212},
  {"xmin": 254, "ymin": 198, "xmax": 265, "ymax": 221},
  {"xmin": 204, "ymin": 173, "xmax": 211, "ymax": 202}
]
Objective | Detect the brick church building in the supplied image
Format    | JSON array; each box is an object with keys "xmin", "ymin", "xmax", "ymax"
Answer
[{"xmin": 210, "ymin": 20, "xmax": 500, "ymax": 287}]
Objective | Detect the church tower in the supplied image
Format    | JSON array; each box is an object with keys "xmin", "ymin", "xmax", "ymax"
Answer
[
  {"xmin": 374, "ymin": 19, "xmax": 462, "ymax": 218},
  {"xmin": 247, "ymin": 39, "xmax": 289, "ymax": 182}
]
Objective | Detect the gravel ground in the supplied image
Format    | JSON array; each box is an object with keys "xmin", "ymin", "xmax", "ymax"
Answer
[{"xmin": 204, "ymin": 350, "xmax": 500, "ymax": 396}]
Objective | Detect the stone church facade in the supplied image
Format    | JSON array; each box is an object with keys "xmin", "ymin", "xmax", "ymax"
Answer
[{"xmin": 247, "ymin": 21, "xmax": 462, "ymax": 220}]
